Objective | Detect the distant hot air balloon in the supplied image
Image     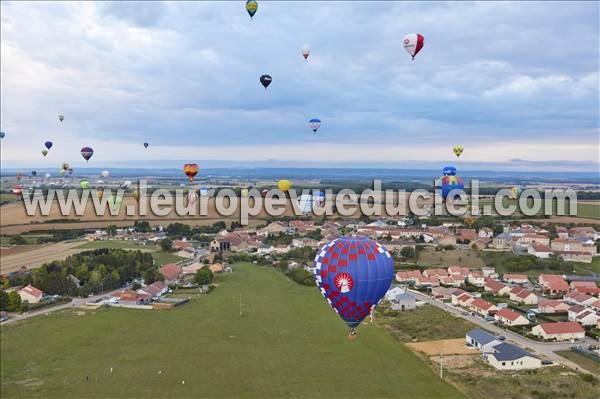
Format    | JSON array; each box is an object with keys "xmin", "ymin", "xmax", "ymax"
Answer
[
  {"xmin": 200, "ymin": 187, "xmax": 209, "ymax": 196},
  {"xmin": 31, "ymin": 171, "xmax": 37, "ymax": 177},
  {"xmin": 246, "ymin": 0, "xmax": 258, "ymax": 19},
  {"xmin": 442, "ymin": 166, "xmax": 457, "ymax": 176},
  {"xmin": 510, "ymin": 185, "xmax": 522, "ymax": 200},
  {"xmin": 62, "ymin": 163, "xmax": 69, "ymax": 171},
  {"xmin": 402, "ymin": 33, "xmax": 425, "ymax": 60},
  {"xmin": 301, "ymin": 45, "xmax": 310, "ymax": 60},
  {"xmin": 16, "ymin": 172, "xmax": 22, "ymax": 181},
  {"xmin": 79, "ymin": 180, "xmax": 90, "ymax": 189},
  {"xmin": 45, "ymin": 172, "xmax": 51, "ymax": 179},
  {"xmin": 58, "ymin": 115, "xmax": 64, "ymax": 122},
  {"xmin": 101, "ymin": 170, "xmax": 110, "ymax": 179},
  {"xmin": 309, "ymin": 118, "xmax": 321, "ymax": 133},
  {"xmin": 143, "ymin": 142, "xmax": 149, "ymax": 148},
  {"xmin": 314, "ymin": 236, "xmax": 395, "ymax": 337},
  {"xmin": 183, "ymin": 163, "xmax": 199, "ymax": 182},
  {"xmin": 44, "ymin": 141, "xmax": 53, "ymax": 150},
  {"xmin": 42, "ymin": 150, "xmax": 48, "ymax": 157},
  {"xmin": 261, "ymin": 189, "xmax": 269, "ymax": 197},
  {"xmin": 260, "ymin": 74, "xmax": 272, "ymax": 89},
  {"xmin": 453, "ymin": 145, "xmax": 464, "ymax": 158},
  {"xmin": 96, "ymin": 190, "xmax": 104, "ymax": 200},
  {"xmin": 241, "ymin": 188, "xmax": 249, "ymax": 197},
  {"xmin": 188, "ymin": 190, "xmax": 199, "ymax": 205},
  {"xmin": 67, "ymin": 168, "xmax": 74, "ymax": 176},
  {"xmin": 277, "ymin": 179, "xmax": 291, "ymax": 192},
  {"xmin": 59, "ymin": 169, "xmax": 66, "ymax": 176},
  {"xmin": 12, "ymin": 185, "xmax": 23, "ymax": 196},
  {"xmin": 0, "ymin": 131, "xmax": 5, "ymax": 139},
  {"xmin": 80, "ymin": 147, "xmax": 94, "ymax": 162},
  {"xmin": 133, "ymin": 190, "xmax": 140, "ymax": 201}
]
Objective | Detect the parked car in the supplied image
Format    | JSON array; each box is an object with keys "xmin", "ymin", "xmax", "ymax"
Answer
[
  {"xmin": 497, "ymin": 336, "xmax": 506, "ymax": 341},
  {"xmin": 541, "ymin": 360, "xmax": 553, "ymax": 365},
  {"xmin": 484, "ymin": 316, "xmax": 495, "ymax": 322}
]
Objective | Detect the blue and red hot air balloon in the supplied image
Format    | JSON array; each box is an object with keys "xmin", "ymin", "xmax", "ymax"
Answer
[
  {"xmin": 313, "ymin": 236, "xmax": 394, "ymax": 337},
  {"xmin": 439, "ymin": 166, "xmax": 465, "ymax": 201}
]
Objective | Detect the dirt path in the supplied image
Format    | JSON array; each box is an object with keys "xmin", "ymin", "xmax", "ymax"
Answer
[
  {"xmin": 407, "ymin": 339, "xmax": 476, "ymax": 356},
  {"xmin": 0, "ymin": 241, "xmax": 85, "ymax": 273}
]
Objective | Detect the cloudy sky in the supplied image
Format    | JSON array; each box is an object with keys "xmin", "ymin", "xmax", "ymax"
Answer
[{"xmin": 1, "ymin": 1, "xmax": 598, "ymax": 171}]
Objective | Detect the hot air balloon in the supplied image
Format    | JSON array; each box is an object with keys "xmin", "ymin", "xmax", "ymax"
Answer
[
  {"xmin": 453, "ymin": 145, "xmax": 464, "ymax": 158},
  {"xmin": 12, "ymin": 185, "xmax": 23, "ymax": 196},
  {"xmin": 62, "ymin": 163, "xmax": 69, "ymax": 171},
  {"xmin": 301, "ymin": 45, "xmax": 310, "ymax": 60},
  {"xmin": 42, "ymin": 150, "xmax": 48, "ymax": 157},
  {"xmin": 132, "ymin": 190, "xmax": 140, "ymax": 202},
  {"xmin": 314, "ymin": 236, "xmax": 394, "ymax": 337},
  {"xmin": 403, "ymin": 33, "xmax": 425, "ymax": 60},
  {"xmin": 241, "ymin": 188, "xmax": 249, "ymax": 197},
  {"xmin": 0, "ymin": 131, "xmax": 5, "ymax": 139},
  {"xmin": 246, "ymin": 0, "xmax": 257, "ymax": 19},
  {"xmin": 97, "ymin": 190, "xmax": 104, "ymax": 200},
  {"xmin": 309, "ymin": 118, "xmax": 321, "ymax": 133},
  {"xmin": 440, "ymin": 174, "xmax": 465, "ymax": 201},
  {"xmin": 45, "ymin": 172, "xmax": 51, "ymax": 179},
  {"xmin": 15, "ymin": 172, "xmax": 22, "ymax": 181},
  {"xmin": 277, "ymin": 179, "xmax": 291, "ymax": 192},
  {"xmin": 58, "ymin": 115, "xmax": 64, "ymax": 122},
  {"xmin": 260, "ymin": 74, "xmax": 272, "ymax": 89},
  {"xmin": 143, "ymin": 142, "xmax": 149, "ymax": 148},
  {"xmin": 101, "ymin": 170, "xmax": 110, "ymax": 179},
  {"xmin": 200, "ymin": 187, "xmax": 209, "ymax": 196},
  {"xmin": 188, "ymin": 190, "xmax": 199, "ymax": 205},
  {"xmin": 31, "ymin": 171, "xmax": 37, "ymax": 177},
  {"xmin": 183, "ymin": 163, "xmax": 199, "ymax": 182},
  {"xmin": 59, "ymin": 169, "xmax": 66, "ymax": 176},
  {"xmin": 44, "ymin": 141, "xmax": 53, "ymax": 150},
  {"xmin": 79, "ymin": 180, "xmax": 90, "ymax": 189},
  {"xmin": 510, "ymin": 185, "xmax": 522, "ymax": 200},
  {"xmin": 67, "ymin": 168, "xmax": 74, "ymax": 176},
  {"xmin": 80, "ymin": 147, "xmax": 94, "ymax": 162},
  {"xmin": 442, "ymin": 166, "xmax": 457, "ymax": 176}
]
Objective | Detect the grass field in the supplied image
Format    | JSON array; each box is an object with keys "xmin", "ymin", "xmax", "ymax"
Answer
[
  {"xmin": 0, "ymin": 263, "xmax": 462, "ymax": 399},
  {"xmin": 477, "ymin": 198, "xmax": 600, "ymax": 220},
  {"xmin": 555, "ymin": 351, "xmax": 600, "ymax": 375},
  {"xmin": 418, "ymin": 248, "xmax": 485, "ymax": 268},
  {"xmin": 76, "ymin": 240, "xmax": 183, "ymax": 266}
]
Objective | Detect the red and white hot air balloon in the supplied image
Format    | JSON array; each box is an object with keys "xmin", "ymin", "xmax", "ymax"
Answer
[
  {"xmin": 188, "ymin": 190, "xmax": 199, "ymax": 205},
  {"xmin": 301, "ymin": 44, "xmax": 310, "ymax": 60},
  {"xmin": 402, "ymin": 33, "xmax": 425, "ymax": 60}
]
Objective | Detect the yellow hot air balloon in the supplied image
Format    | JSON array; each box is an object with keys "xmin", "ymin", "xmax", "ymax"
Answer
[
  {"xmin": 241, "ymin": 188, "xmax": 249, "ymax": 197},
  {"xmin": 133, "ymin": 190, "xmax": 140, "ymax": 201},
  {"xmin": 453, "ymin": 145, "xmax": 464, "ymax": 158},
  {"xmin": 277, "ymin": 180, "xmax": 291, "ymax": 192},
  {"xmin": 97, "ymin": 190, "xmax": 104, "ymax": 200}
]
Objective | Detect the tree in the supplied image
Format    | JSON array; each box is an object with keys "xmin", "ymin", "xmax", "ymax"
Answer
[
  {"xmin": 131, "ymin": 282, "xmax": 141, "ymax": 290},
  {"xmin": 20, "ymin": 300, "xmax": 29, "ymax": 313},
  {"xmin": 107, "ymin": 225, "xmax": 117, "ymax": 238},
  {"xmin": 9, "ymin": 235, "xmax": 27, "ymax": 245},
  {"xmin": 278, "ymin": 260, "xmax": 289, "ymax": 271},
  {"xmin": 400, "ymin": 247, "xmax": 416, "ymax": 259},
  {"xmin": 0, "ymin": 290, "xmax": 8, "ymax": 311},
  {"xmin": 160, "ymin": 238, "xmax": 173, "ymax": 252},
  {"xmin": 144, "ymin": 268, "xmax": 158, "ymax": 285},
  {"xmin": 194, "ymin": 267, "xmax": 214, "ymax": 285},
  {"xmin": 134, "ymin": 221, "xmax": 151, "ymax": 233},
  {"xmin": 7, "ymin": 291, "xmax": 21, "ymax": 312}
]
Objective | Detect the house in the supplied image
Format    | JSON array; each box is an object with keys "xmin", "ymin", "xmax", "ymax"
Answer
[
  {"xmin": 456, "ymin": 229, "xmax": 477, "ymax": 242},
  {"xmin": 465, "ymin": 329, "xmax": 502, "ymax": 353},
  {"xmin": 574, "ymin": 310, "xmax": 600, "ymax": 327},
  {"xmin": 502, "ymin": 274, "xmax": 529, "ymax": 285},
  {"xmin": 538, "ymin": 274, "xmax": 569, "ymax": 294},
  {"xmin": 431, "ymin": 286, "xmax": 454, "ymax": 300},
  {"xmin": 210, "ymin": 232, "xmax": 248, "ymax": 252},
  {"xmin": 495, "ymin": 308, "xmax": 529, "ymax": 326},
  {"xmin": 257, "ymin": 244, "xmax": 276, "ymax": 255},
  {"xmin": 483, "ymin": 342, "xmax": 541, "ymax": 370},
  {"xmin": 555, "ymin": 251, "xmax": 593, "ymax": 263},
  {"xmin": 395, "ymin": 270, "xmax": 422, "ymax": 284},
  {"xmin": 181, "ymin": 263, "xmax": 204, "ymax": 276},
  {"xmin": 591, "ymin": 300, "xmax": 600, "ymax": 312},
  {"xmin": 469, "ymin": 298, "xmax": 499, "ymax": 316},
  {"xmin": 484, "ymin": 279, "xmax": 511, "ymax": 296},
  {"xmin": 137, "ymin": 281, "xmax": 168, "ymax": 298},
  {"xmin": 467, "ymin": 271, "xmax": 485, "ymax": 287},
  {"xmin": 439, "ymin": 275, "xmax": 464, "ymax": 287},
  {"xmin": 478, "ymin": 227, "xmax": 494, "ymax": 239},
  {"xmin": 291, "ymin": 237, "xmax": 320, "ymax": 248},
  {"xmin": 17, "ymin": 285, "xmax": 43, "ymax": 304},
  {"xmin": 570, "ymin": 281, "xmax": 598, "ymax": 291},
  {"xmin": 509, "ymin": 287, "xmax": 538, "ymax": 305},
  {"xmin": 159, "ymin": 263, "xmax": 182, "ymax": 285},
  {"xmin": 172, "ymin": 240, "xmax": 194, "ymax": 252},
  {"xmin": 209, "ymin": 263, "xmax": 225, "ymax": 273},
  {"xmin": 531, "ymin": 322, "xmax": 585, "ymax": 341},
  {"xmin": 386, "ymin": 288, "xmax": 416, "ymax": 311},
  {"xmin": 551, "ymin": 238, "xmax": 597, "ymax": 256},
  {"xmin": 423, "ymin": 268, "xmax": 448, "ymax": 279},
  {"xmin": 519, "ymin": 234, "xmax": 550, "ymax": 246},
  {"xmin": 111, "ymin": 290, "xmax": 152, "ymax": 305},
  {"xmin": 414, "ymin": 276, "xmax": 439, "ymax": 288},
  {"xmin": 452, "ymin": 291, "xmax": 474, "ymax": 306},
  {"xmin": 567, "ymin": 304, "xmax": 586, "ymax": 322},
  {"xmin": 564, "ymin": 292, "xmax": 597, "ymax": 307},
  {"xmin": 527, "ymin": 244, "xmax": 553, "ymax": 259},
  {"xmin": 538, "ymin": 299, "xmax": 570, "ymax": 314},
  {"xmin": 481, "ymin": 267, "xmax": 497, "ymax": 279},
  {"xmin": 447, "ymin": 266, "xmax": 469, "ymax": 278},
  {"xmin": 492, "ymin": 233, "xmax": 514, "ymax": 249}
]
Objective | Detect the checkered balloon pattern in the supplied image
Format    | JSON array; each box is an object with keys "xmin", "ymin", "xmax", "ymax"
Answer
[{"xmin": 313, "ymin": 236, "xmax": 394, "ymax": 329}]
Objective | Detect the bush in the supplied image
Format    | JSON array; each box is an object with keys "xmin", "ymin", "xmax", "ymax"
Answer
[
  {"xmin": 286, "ymin": 268, "xmax": 314, "ymax": 286},
  {"xmin": 160, "ymin": 238, "xmax": 173, "ymax": 252},
  {"xmin": 9, "ymin": 235, "xmax": 27, "ymax": 245}
]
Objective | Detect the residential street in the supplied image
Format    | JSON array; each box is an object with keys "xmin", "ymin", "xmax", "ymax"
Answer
[{"xmin": 407, "ymin": 288, "xmax": 599, "ymax": 376}]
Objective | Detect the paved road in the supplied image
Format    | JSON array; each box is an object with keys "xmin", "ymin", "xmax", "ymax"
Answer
[
  {"xmin": 407, "ymin": 288, "xmax": 599, "ymax": 376},
  {"xmin": 1, "ymin": 287, "xmax": 129, "ymax": 325}
]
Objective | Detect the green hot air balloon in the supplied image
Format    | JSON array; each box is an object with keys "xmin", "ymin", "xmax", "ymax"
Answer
[{"xmin": 79, "ymin": 180, "xmax": 90, "ymax": 189}]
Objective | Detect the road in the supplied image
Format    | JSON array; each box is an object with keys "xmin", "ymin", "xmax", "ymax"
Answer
[
  {"xmin": 1, "ymin": 286, "xmax": 129, "ymax": 325},
  {"xmin": 406, "ymin": 288, "xmax": 599, "ymax": 376}
]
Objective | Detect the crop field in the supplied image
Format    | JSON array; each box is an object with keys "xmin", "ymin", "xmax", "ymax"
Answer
[{"xmin": 0, "ymin": 263, "xmax": 462, "ymax": 399}]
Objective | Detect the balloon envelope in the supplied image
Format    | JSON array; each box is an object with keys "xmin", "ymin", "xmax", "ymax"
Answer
[
  {"xmin": 241, "ymin": 188, "xmax": 249, "ymax": 197},
  {"xmin": 200, "ymin": 187, "xmax": 209, "ymax": 196},
  {"xmin": 188, "ymin": 191, "xmax": 199, "ymax": 205},
  {"xmin": 183, "ymin": 163, "xmax": 199, "ymax": 182},
  {"xmin": 31, "ymin": 171, "xmax": 37, "ymax": 177},
  {"xmin": 58, "ymin": 115, "xmax": 64, "ymax": 122},
  {"xmin": 260, "ymin": 74, "xmax": 272, "ymax": 89},
  {"xmin": 301, "ymin": 45, "xmax": 310, "ymax": 60},
  {"xmin": 144, "ymin": 142, "xmax": 149, "ymax": 148},
  {"xmin": 80, "ymin": 147, "xmax": 94, "ymax": 162},
  {"xmin": 44, "ymin": 141, "xmax": 53, "ymax": 150},
  {"xmin": 45, "ymin": 172, "xmax": 51, "ymax": 178},
  {"xmin": 453, "ymin": 145, "xmax": 464, "ymax": 158},
  {"xmin": 313, "ymin": 236, "xmax": 394, "ymax": 330},
  {"xmin": 442, "ymin": 166, "xmax": 457, "ymax": 176},
  {"xmin": 246, "ymin": 0, "xmax": 258, "ymax": 18},
  {"xmin": 309, "ymin": 118, "xmax": 321, "ymax": 133},
  {"xmin": 440, "ymin": 175, "xmax": 465, "ymax": 201},
  {"xmin": 277, "ymin": 180, "xmax": 291, "ymax": 191},
  {"xmin": 79, "ymin": 180, "xmax": 90, "ymax": 189},
  {"xmin": 0, "ymin": 132, "xmax": 5, "ymax": 139},
  {"xmin": 101, "ymin": 170, "xmax": 110, "ymax": 178},
  {"xmin": 403, "ymin": 33, "xmax": 425, "ymax": 60},
  {"xmin": 42, "ymin": 150, "xmax": 48, "ymax": 156}
]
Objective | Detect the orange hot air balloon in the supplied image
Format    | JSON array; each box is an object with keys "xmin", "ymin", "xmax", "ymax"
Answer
[{"xmin": 183, "ymin": 163, "xmax": 199, "ymax": 182}]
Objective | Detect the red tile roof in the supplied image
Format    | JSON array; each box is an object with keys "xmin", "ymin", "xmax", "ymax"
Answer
[
  {"xmin": 159, "ymin": 263, "xmax": 182, "ymax": 281},
  {"xmin": 538, "ymin": 321, "xmax": 584, "ymax": 335},
  {"xmin": 18, "ymin": 284, "xmax": 43, "ymax": 299},
  {"xmin": 496, "ymin": 308, "xmax": 523, "ymax": 322},
  {"xmin": 470, "ymin": 298, "xmax": 494, "ymax": 311},
  {"xmin": 484, "ymin": 279, "xmax": 507, "ymax": 293}
]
